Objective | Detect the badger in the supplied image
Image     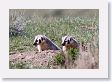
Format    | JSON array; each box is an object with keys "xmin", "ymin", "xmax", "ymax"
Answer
[
  {"xmin": 33, "ymin": 35, "xmax": 60, "ymax": 52},
  {"xmin": 61, "ymin": 36, "xmax": 79, "ymax": 68},
  {"xmin": 61, "ymin": 36, "xmax": 79, "ymax": 52}
]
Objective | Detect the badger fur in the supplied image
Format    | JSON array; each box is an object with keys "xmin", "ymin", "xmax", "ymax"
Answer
[
  {"xmin": 33, "ymin": 35, "xmax": 60, "ymax": 52},
  {"xmin": 61, "ymin": 36, "xmax": 79, "ymax": 52}
]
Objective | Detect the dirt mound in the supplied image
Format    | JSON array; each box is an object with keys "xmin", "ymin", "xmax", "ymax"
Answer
[
  {"xmin": 10, "ymin": 50, "xmax": 62, "ymax": 69},
  {"xmin": 9, "ymin": 43, "xmax": 99, "ymax": 69}
]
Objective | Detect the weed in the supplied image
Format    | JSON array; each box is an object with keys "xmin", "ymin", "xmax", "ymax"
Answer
[
  {"xmin": 68, "ymin": 48, "xmax": 79, "ymax": 60},
  {"xmin": 54, "ymin": 54, "xmax": 65, "ymax": 65},
  {"xmin": 9, "ymin": 61, "xmax": 30, "ymax": 69}
]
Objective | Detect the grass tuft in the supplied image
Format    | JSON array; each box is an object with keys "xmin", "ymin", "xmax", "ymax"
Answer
[
  {"xmin": 9, "ymin": 61, "xmax": 31, "ymax": 69},
  {"xmin": 68, "ymin": 48, "xmax": 79, "ymax": 60},
  {"xmin": 54, "ymin": 54, "xmax": 65, "ymax": 65}
]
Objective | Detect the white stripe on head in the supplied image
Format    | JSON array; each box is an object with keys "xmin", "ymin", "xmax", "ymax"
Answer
[
  {"xmin": 62, "ymin": 36, "xmax": 68, "ymax": 43},
  {"xmin": 34, "ymin": 35, "xmax": 45, "ymax": 41}
]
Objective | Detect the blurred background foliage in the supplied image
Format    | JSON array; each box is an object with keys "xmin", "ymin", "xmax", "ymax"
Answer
[{"xmin": 9, "ymin": 9, "xmax": 99, "ymax": 52}]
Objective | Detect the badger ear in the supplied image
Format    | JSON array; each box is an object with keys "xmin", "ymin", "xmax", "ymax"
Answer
[
  {"xmin": 70, "ymin": 36, "xmax": 76, "ymax": 42},
  {"xmin": 41, "ymin": 37, "xmax": 45, "ymax": 41},
  {"xmin": 71, "ymin": 36, "xmax": 75, "ymax": 39}
]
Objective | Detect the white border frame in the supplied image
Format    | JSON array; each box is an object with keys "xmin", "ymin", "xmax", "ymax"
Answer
[{"xmin": 0, "ymin": 0, "xmax": 108, "ymax": 78}]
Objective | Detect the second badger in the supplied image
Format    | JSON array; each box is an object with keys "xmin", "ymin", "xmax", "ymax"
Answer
[
  {"xmin": 61, "ymin": 36, "xmax": 79, "ymax": 52},
  {"xmin": 33, "ymin": 35, "xmax": 60, "ymax": 52}
]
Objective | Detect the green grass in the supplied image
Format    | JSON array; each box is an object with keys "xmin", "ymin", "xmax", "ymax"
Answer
[{"xmin": 9, "ymin": 16, "xmax": 99, "ymax": 52}]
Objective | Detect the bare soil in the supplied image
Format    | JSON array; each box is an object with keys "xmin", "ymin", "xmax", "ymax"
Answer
[{"xmin": 9, "ymin": 43, "xmax": 99, "ymax": 69}]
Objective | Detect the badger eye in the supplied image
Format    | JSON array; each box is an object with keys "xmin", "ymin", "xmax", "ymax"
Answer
[
  {"xmin": 70, "ymin": 38, "xmax": 72, "ymax": 41},
  {"xmin": 35, "ymin": 39, "xmax": 38, "ymax": 42},
  {"xmin": 41, "ymin": 37, "xmax": 43, "ymax": 41},
  {"xmin": 64, "ymin": 40, "xmax": 67, "ymax": 42}
]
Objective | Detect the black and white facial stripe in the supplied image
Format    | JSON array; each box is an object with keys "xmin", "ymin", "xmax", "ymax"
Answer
[
  {"xmin": 62, "ymin": 36, "xmax": 73, "ymax": 46},
  {"xmin": 33, "ymin": 35, "xmax": 45, "ymax": 46},
  {"xmin": 62, "ymin": 36, "xmax": 78, "ymax": 47}
]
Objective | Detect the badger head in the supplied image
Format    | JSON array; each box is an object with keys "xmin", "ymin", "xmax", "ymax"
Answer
[
  {"xmin": 33, "ymin": 35, "xmax": 46, "ymax": 46},
  {"xmin": 61, "ymin": 36, "xmax": 76, "ymax": 46}
]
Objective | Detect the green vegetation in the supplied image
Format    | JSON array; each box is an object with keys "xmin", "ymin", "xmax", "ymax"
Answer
[
  {"xmin": 68, "ymin": 48, "xmax": 79, "ymax": 60},
  {"xmin": 9, "ymin": 16, "xmax": 98, "ymax": 52},
  {"xmin": 54, "ymin": 53, "xmax": 65, "ymax": 65},
  {"xmin": 9, "ymin": 9, "xmax": 99, "ymax": 69},
  {"xmin": 9, "ymin": 61, "xmax": 31, "ymax": 69}
]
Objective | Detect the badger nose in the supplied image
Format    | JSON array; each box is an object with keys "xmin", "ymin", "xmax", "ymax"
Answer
[
  {"xmin": 62, "ymin": 42, "xmax": 65, "ymax": 46},
  {"xmin": 33, "ymin": 42, "xmax": 37, "ymax": 46}
]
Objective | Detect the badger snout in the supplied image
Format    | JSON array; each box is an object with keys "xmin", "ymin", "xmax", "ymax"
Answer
[
  {"xmin": 33, "ymin": 42, "xmax": 37, "ymax": 46},
  {"xmin": 62, "ymin": 42, "xmax": 65, "ymax": 46},
  {"xmin": 62, "ymin": 40, "xmax": 70, "ymax": 46},
  {"xmin": 33, "ymin": 39, "xmax": 42, "ymax": 46}
]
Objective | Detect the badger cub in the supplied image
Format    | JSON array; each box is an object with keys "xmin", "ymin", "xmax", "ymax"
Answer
[
  {"xmin": 61, "ymin": 36, "xmax": 79, "ymax": 52},
  {"xmin": 33, "ymin": 35, "xmax": 60, "ymax": 52}
]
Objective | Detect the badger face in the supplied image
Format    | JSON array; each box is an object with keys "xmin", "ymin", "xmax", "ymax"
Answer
[
  {"xmin": 62, "ymin": 36, "xmax": 74, "ymax": 46},
  {"xmin": 33, "ymin": 35, "xmax": 45, "ymax": 46}
]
